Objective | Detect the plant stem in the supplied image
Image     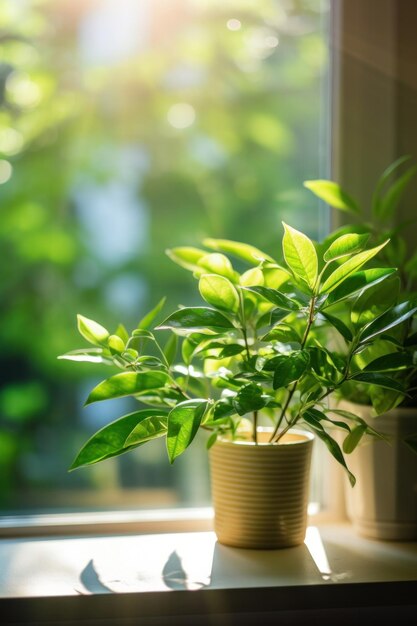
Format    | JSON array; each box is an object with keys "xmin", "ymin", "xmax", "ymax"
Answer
[
  {"xmin": 269, "ymin": 295, "xmax": 316, "ymax": 443},
  {"xmin": 253, "ymin": 410, "xmax": 258, "ymax": 444}
]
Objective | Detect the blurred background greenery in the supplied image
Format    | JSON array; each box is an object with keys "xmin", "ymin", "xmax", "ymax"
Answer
[{"xmin": 0, "ymin": 0, "xmax": 329, "ymax": 512}]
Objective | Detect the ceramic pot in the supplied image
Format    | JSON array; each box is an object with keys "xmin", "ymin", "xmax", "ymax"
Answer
[
  {"xmin": 209, "ymin": 428, "xmax": 314, "ymax": 549},
  {"xmin": 340, "ymin": 401, "xmax": 417, "ymax": 540}
]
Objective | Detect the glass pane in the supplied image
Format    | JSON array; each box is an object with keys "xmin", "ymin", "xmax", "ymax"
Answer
[{"xmin": 0, "ymin": 0, "xmax": 330, "ymax": 514}]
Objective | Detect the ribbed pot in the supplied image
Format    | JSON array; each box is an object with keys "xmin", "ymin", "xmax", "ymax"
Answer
[
  {"xmin": 340, "ymin": 401, "xmax": 417, "ymax": 541},
  {"xmin": 209, "ymin": 428, "xmax": 314, "ymax": 549}
]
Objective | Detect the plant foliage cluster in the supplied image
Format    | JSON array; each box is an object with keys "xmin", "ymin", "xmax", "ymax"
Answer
[{"xmin": 62, "ymin": 222, "xmax": 417, "ymax": 484}]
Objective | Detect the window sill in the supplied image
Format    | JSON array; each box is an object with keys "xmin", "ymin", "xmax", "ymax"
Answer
[{"xmin": 1, "ymin": 520, "xmax": 416, "ymax": 625}]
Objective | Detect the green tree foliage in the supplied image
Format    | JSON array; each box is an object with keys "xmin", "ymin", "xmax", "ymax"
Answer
[{"xmin": 0, "ymin": 0, "xmax": 328, "ymax": 509}]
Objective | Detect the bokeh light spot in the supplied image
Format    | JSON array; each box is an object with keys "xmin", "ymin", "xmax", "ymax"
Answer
[
  {"xmin": 227, "ymin": 19, "xmax": 241, "ymax": 31},
  {"xmin": 167, "ymin": 103, "xmax": 196, "ymax": 129},
  {"xmin": 0, "ymin": 160, "xmax": 13, "ymax": 184}
]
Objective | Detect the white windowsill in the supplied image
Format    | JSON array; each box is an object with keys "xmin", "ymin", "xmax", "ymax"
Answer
[{"xmin": 0, "ymin": 517, "xmax": 416, "ymax": 624}]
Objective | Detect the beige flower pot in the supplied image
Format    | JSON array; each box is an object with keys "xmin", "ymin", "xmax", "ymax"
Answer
[
  {"xmin": 209, "ymin": 428, "xmax": 314, "ymax": 549},
  {"xmin": 340, "ymin": 401, "xmax": 417, "ymax": 541}
]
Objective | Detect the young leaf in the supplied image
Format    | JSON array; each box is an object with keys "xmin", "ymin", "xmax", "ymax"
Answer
[
  {"xmin": 108, "ymin": 334, "xmax": 126, "ymax": 355},
  {"xmin": 359, "ymin": 302, "xmax": 417, "ymax": 343},
  {"xmin": 58, "ymin": 348, "xmax": 113, "ymax": 365},
  {"xmin": 157, "ymin": 307, "xmax": 235, "ymax": 333},
  {"xmin": 282, "ymin": 222, "xmax": 318, "ymax": 291},
  {"xmin": 303, "ymin": 180, "xmax": 360, "ymax": 215},
  {"xmin": 70, "ymin": 409, "xmax": 168, "ymax": 470},
  {"xmin": 203, "ymin": 238, "xmax": 275, "ymax": 265},
  {"xmin": 242, "ymin": 286, "xmax": 300, "ymax": 311},
  {"xmin": 77, "ymin": 314, "xmax": 109, "ymax": 346},
  {"xmin": 167, "ymin": 399, "xmax": 208, "ymax": 463},
  {"xmin": 115, "ymin": 323, "xmax": 130, "ymax": 344},
  {"xmin": 197, "ymin": 253, "xmax": 236, "ymax": 281},
  {"xmin": 85, "ymin": 371, "xmax": 170, "ymax": 405},
  {"xmin": 320, "ymin": 241, "xmax": 389, "ymax": 294},
  {"xmin": 137, "ymin": 298, "xmax": 166, "ymax": 330},
  {"xmin": 233, "ymin": 382, "xmax": 266, "ymax": 416},
  {"xmin": 166, "ymin": 247, "xmax": 207, "ymax": 272},
  {"xmin": 240, "ymin": 267, "xmax": 264, "ymax": 287},
  {"xmin": 199, "ymin": 274, "xmax": 240, "ymax": 313},
  {"xmin": 323, "ymin": 268, "xmax": 396, "ymax": 307},
  {"xmin": 323, "ymin": 233, "xmax": 369, "ymax": 262}
]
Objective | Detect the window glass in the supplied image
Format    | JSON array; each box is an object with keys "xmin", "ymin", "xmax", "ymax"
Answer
[{"xmin": 0, "ymin": 0, "xmax": 329, "ymax": 513}]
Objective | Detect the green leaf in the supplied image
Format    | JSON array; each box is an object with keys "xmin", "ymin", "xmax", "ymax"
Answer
[
  {"xmin": 138, "ymin": 298, "xmax": 166, "ymax": 330},
  {"xmin": 85, "ymin": 371, "xmax": 170, "ymax": 405},
  {"xmin": 303, "ymin": 409, "xmax": 356, "ymax": 486},
  {"xmin": 124, "ymin": 415, "xmax": 168, "ymax": 446},
  {"xmin": 213, "ymin": 397, "xmax": 237, "ymax": 420},
  {"xmin": 203, "ymin": 238, "xmax": 275, "ymax": 265},
  {"xmin": 167, "ymin": 399, "xmax": 208, "ymax": 463},
  {"xmin": 282, "ymin": 222, "xmax": 318, "ymax": 290},
  {"xmin": 372, "ymin": 155, "xmax": 413, "ymax": 218},
  {"xmin": 157, "ymin": 307, "xmax": 235, "ymax": 333},
  {"xmin": 240, "ymin": 267, "xmax": 264, "ymax": 287},
  {"xmin": 404, "ymin": 433, "xmax": 417, "ymax": 455},
  {"xmin": 320, "ymin": 311, "xmax": 353, "ymax": 341},
  {"xmin": 58, "ymin": 348, "xmax": 113, "ymax": 365},
  {"xmin": 233, "ymin": 382, "xmax": 266, "ymax": 416},
  {"xmin": 349, "ymin": 372, "xmax": 405, "ymax": 394},
  {"xmin": 260, "ymin": 350, "xmax": 309, "ymax": 389},
  {"xmin": 320, "ymin": 241, "xmax": 389, "ymax": 294},
  {"xmin": 199, "ymin": 274, "xmax": 240, "ymax": 313},
  {"xmin": 363, "ymin": 352, "xmax": 413, "ymax": 372},
  {"xmin": 115, "ymin": 323, "xmax": 130, "ymax": 344},
  {"xmin": 108, "ymin": 334, "xmax": 126, "ymax": 355},
  {"xmin": 303, "ymin": 180, "xmax": 360, "ymax": 214},
  {"xmin": 343, "ymin": 425, "xmax": 368, "ymax": 454},
  {"xmin": 270, "ymin": 308, "xmax": 293, "ymax": 326},
  {"xmin": 166, "ymin": 247, "xmax": 207, "ymax": 272},
  {"xmin": 323, "ymin": 233, "xmax": 370, "ymax": 262},
  {"xmin": 359, "ymin": 302, "xmax": 417, "ymax": 342},
  {"xmin": 163, "ymin": 333, "xmax": 178, "ymax": 366},
  {"xmin": 206, "ymin": 431, "xmax": 218, "ymax": 450},
  {"xmin": 377, "ymin": 164, "xmax": 417, "ymax": 221},
  {"xmin": 351, "ymin": 277, "xmax": 400, "ymax": 327},
  {"xmin": 243, "ymin": 286, "xmax": 300, "ymax": 311},
  {"xmin": 261, "ymin": 324, "xmax": 301, "ymax": 343},
  {"xmin": 70, "ymin": 409, "xmax": 168, "ymax": 469},
  {"xmin": 197, "ymin": 253, "xmax": 236, "ymax": 281},
  {"xmin": 77, "ymin": 314, "xmax": 109, "ymax": 347},
  {"xmin": 323, "ymin": 268, "xmax": 396, "ymax": 307}
]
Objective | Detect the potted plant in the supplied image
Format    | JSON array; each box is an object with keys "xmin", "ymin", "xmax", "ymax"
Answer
[
  {"xmin": 305, "ymin": 157, "xmax": 417, "ymax": 539},
  {"xmin": 60, "ymin": 219, "xmax": 415, "ymax": 548}
]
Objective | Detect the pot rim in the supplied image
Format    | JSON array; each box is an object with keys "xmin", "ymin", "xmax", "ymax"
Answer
[{"xmin": 215, "ymin": 427, "xmax": 314, "ymax": 447}]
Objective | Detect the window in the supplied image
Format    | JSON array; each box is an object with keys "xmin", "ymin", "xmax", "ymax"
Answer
[{"xmin": 0, "ymin": 0, "xmax": 330, "ymax": 516}]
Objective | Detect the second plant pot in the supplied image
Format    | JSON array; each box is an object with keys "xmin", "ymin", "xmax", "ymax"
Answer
[
  {"xmin": 209, "ymin": 428, "xmax": 314, "ymax": 549},
  {"xmin": 340, "ymin": 401, "xmax": 417, "ymax": 541}
]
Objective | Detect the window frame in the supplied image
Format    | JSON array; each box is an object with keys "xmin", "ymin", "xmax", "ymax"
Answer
[{"xmin": 2, "ymin": 0, "xmax": 417, "ymax": 539}]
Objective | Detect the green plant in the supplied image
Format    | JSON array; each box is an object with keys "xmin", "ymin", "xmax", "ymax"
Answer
[
  {"xmin": 305, "ymin": 157, "xmax": 417, "ymax": 426},
  {"xmin": 60, "ymin": 221, "xmax": 417, "ymax": 485}
]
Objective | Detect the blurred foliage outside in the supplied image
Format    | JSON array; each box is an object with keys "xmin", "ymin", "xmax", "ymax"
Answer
[{"xmin": 0, "ymin": 0, "xmax": 329, "ymax": 512}]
